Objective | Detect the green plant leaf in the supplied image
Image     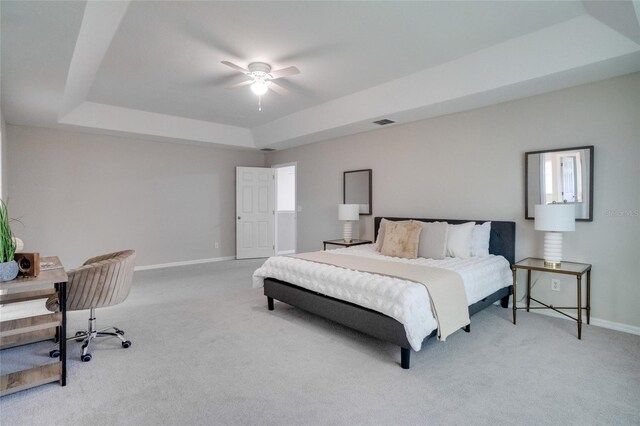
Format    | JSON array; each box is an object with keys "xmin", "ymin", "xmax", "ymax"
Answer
[{"xmin": 0, "ymin": 199, "xmax": 17, "ymax": 263}]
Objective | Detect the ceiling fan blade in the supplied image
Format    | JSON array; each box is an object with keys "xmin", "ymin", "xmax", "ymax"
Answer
[
  {"xmin": 226, "ymin": 79, "xmax": 253, "ymax": 89},
  {"xmin": 269, "ymin": 66, "xmax": 300, "ymax": 79},
  {"xmin": 268, "ymin": 80, "xmax": 290, "ymax": 95},
  {"xmin": 221, "ymin": 61, "xmax": 249, "ymax": 74}
]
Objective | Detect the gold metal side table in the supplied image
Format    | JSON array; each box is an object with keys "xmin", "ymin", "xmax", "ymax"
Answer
[{"xmin": 512, "ymin": 258, "xmax": 591, "ymax": 339}]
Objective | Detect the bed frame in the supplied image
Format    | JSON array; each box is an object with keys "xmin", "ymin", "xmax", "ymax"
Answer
[{"xmin": 263, "ymin": 217, "xmax": 516, "ymax": 369}]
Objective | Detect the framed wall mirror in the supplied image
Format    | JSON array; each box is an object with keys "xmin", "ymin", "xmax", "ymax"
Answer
[
  {"xmin": 344, "ymin": 169, "xmax": 372, "ymax": 215},
  {"xmin": 525, "ymin": 146, "xmax": 594, "ymax": 221}
]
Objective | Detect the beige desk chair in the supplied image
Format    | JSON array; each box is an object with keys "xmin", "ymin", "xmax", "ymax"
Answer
[{"xmin": 47, "ymin": 250, "xmax": 136, "ymax": 362}]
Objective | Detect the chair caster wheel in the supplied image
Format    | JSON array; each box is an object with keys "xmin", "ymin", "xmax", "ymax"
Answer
[
  {"xmin": 49, "ymin": 349, "xmax": 60, "ymax": 358},
  {"xmin": 81, "ymin": 353, "xmax": 92, "ymax": 362},
  {"xmin": 115, "ymin": 329, "xmax": 125, "ymax": 336},
  {"xmin": 122, "ymin": 340, "xmax": 132, "ymax": 349},
  {"xmin": 75, "ymin": 331, "xmax": 85, "ymax": 342}
]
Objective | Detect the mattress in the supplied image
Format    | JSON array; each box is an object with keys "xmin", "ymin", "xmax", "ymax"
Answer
[{"xmin": 253, "ymin": 244, "xmax": 512, "ymax": 351}]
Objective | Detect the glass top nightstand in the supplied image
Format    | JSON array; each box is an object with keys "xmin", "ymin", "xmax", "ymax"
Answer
[
  {"xmin": 512, "ymin": 257, "xmax": 591, "ymax": 339},
  {"xmin": 323, "ymin": 239, "xmax": 372, "ymax": 250}
]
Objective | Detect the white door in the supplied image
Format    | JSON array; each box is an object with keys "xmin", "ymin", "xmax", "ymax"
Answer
[{"xmin": 236, "ymin": 167, "xmax": 275, "ymax": 259}]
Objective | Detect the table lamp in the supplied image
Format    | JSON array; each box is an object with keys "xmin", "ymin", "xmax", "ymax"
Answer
[
  {"xmin": 338, "ymin": 204, "xmax": 360, "ymax": 243},
  {"xmin": 13, "ymin": 237, "xmax": 24, "ymax": 252},
  {"xmin": 535, "ymin": 203, "xmax": 575, "ymax": 268}
]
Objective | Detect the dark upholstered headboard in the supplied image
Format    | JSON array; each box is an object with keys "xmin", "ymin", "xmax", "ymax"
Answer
[{"xmin": 374, "ymin": 217, "xmax": 516, "ymax": 266}]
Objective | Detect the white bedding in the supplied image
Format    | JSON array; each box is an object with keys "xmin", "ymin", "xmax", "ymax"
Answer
[{"xmin": 253, "ymin": 244, "xmax": 511, "ymax": 351}]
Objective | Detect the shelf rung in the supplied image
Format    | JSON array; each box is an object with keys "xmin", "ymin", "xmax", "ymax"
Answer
[
  {"xmin": 0, "ymin": 289, "xmax": 56, "ymax": 304},
  {"xmin": 1, "ymin": 313, "xmax": 61, "ymax": 336},
  {"xmin": 0, "ymin": 327, "xmax": 57, "ymax": 349},
  {"xmin": 1, "ymin": 362, "xmax": 62, "ymax": 396}
]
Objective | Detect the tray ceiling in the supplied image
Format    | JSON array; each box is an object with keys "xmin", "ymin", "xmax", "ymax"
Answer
[{"xmin": 2, "ymin": 1, "xmax": 640, "ymax": 150}]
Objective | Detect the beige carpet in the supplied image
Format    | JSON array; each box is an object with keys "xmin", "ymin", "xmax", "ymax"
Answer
[{"xmin": 1, "ymin": 259, "xmax": 638, "ymax": 425}]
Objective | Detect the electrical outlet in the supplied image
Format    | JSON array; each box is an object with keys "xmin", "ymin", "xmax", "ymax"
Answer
[
  {"xmin": 215, "ymin": 242, "xmax": 219, "ymax": 249},
  {"xmin": 551, "ymin": 279, "xmax": 561, "ymax": 292}
]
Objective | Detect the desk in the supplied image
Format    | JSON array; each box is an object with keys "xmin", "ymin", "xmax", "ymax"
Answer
[
  {"xmin": 0, "ymin": 257, "xmax": 67, "ymax": 396},
  {"xmin": 512, "ymin": 257, "xmax": 591, "ymax": 339},
  {"xmin": 323, "ymin": 239, "xmax": 372, "ymax": 250}
]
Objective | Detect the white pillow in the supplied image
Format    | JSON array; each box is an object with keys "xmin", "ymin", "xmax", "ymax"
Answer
[
  {"xmin": 415, "ymin": 221, "xmax": 448, "ymax": 260},
  {"xmin": 446, "ymin": 222, "xmax": 475, "ymax": 258},
  {"xmin": 375, "ymin": 219, "xmax": 388, "ymax": 251},
  {"xmin": 470, "ymin": 221, "xmax": 491, "ymax": 257}
]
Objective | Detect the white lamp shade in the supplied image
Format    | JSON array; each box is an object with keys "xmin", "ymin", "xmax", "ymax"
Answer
[
  {"xmin": 535, "ymin": 204, "xmax": 575, "ymax": 232},
  {"xmin": 338, "ymin": 204, "xmax": 360, "ymax": 221},
  {"xmin": 12, "ymin": 237, "xmax": 24, "ymax": 252}
]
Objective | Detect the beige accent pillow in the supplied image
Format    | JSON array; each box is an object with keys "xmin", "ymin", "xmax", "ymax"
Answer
[
  {"xmin": 375, "ymin": 219, "xmax": 411, "ymax": 252},
  {"xmin": 415, "ymin": 221, "xmax": 449, "ymax": 260},
  {"xmin": 380, "ymin": 221, "xmax": 422, "ymax": 259}
]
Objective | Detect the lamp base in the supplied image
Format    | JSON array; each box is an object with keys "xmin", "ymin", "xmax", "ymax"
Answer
[
  {"xmin": 543, "ymin": 231, "xmax": 564, "ymax": 268},
  {"xmin": 343, "ymin": 221, "xmax": 353, "ymax": 243}
]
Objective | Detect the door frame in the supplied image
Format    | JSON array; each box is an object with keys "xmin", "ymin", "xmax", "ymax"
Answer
[{"xmin": 272, "ymin": 162, "xmax": 297, "ymax": 255}]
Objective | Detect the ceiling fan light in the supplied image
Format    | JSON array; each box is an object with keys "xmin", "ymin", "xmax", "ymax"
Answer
[{"xmin": 250, "ymin": 79, "xmax": 269, "ymax": 96}]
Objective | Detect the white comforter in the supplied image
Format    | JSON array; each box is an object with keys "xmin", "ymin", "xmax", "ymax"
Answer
[{"xmin": 253, "ymin": 244, "xmax": 511, "ymax": 351}]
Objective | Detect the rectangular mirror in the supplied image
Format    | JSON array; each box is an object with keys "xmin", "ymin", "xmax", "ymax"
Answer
[
  {"xmin": 525, "ymin": 146, "xmax": 594, "ymax": 221},
  {"xmin": 344, "ymin": 169, "xmax": 372, "ymax": 215}
]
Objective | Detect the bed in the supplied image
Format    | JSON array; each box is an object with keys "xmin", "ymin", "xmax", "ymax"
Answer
[{"xmin": 254, "ymin": 217, "xmax": 515, "ymax": 369}]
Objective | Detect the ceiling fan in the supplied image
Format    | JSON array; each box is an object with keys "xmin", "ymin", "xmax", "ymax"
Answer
[{"xmin": 221, "ymin": 61, "xmax": 300, "ymax": 97}]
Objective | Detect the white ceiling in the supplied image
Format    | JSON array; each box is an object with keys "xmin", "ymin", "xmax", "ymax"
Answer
[{"xmin": 2, "ymin": 1, "xmax": 640, "ymax": 150}]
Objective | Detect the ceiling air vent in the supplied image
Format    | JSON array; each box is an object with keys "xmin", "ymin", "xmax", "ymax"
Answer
[
  {"xmin": 373, "ymin": 119, "xmax": 395, "ymax": 126},
  {"xmin": 260, "ymin": 148, "xmax": 276, "ymax": 152}
]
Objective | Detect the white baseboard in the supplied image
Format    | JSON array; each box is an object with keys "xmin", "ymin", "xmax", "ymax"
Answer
[
  {"xmin": 513, "ymin": 301, "xmax": 640, "ymax": 336},
  {"xmin": 135, "ymin": 256, "xmax": 236, "ymax": 271}
]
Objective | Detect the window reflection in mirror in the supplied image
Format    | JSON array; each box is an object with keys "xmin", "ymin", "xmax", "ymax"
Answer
[
  {"xmin": 543, "ymin": 150, "xmax": 582, "ymax": 203},
  {"xmin": 526, "ymin": 146, "xmax": 594, "ymax": 221}
]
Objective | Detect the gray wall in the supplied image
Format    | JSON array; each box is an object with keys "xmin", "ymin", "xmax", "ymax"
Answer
[
  {"xmin": 7, "ymin": 125, "xmax": 264, "ymax": 267},
  {"xmin": 1, "ymin": 110, "xmax": 7, "ymax": 200},
  {"xmin": 266, "ymin": 72, "xmax": 640, "ymax": 330},
  {"xmin": 276, "ymin": 212, "xmax": 296, "ymax": 254}
]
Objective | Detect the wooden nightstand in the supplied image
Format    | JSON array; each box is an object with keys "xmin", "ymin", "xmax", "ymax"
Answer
[
  {"xmin": 323, "ymin": 239, "xmax": 372, "ymax": 250},
  {"xmin": 512, "ymin": 257, "xmax": 591, "ymax": 339}
]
